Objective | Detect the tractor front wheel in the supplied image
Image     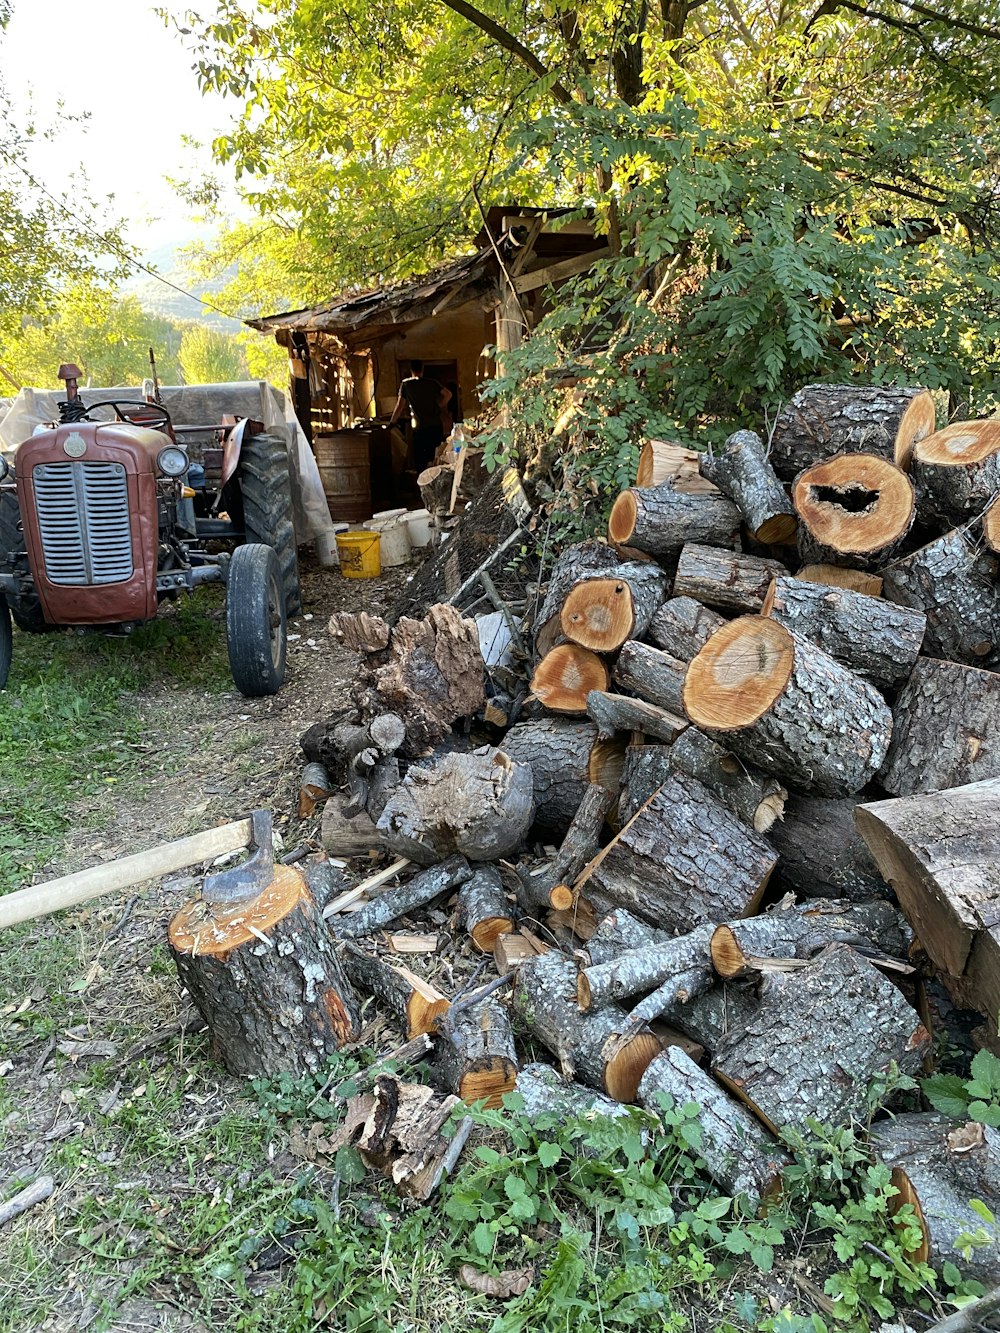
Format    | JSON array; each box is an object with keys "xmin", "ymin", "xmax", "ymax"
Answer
[
  {"xmin": 233, "ymin": 433, "xmax": 302, "ymax": 616},
  {"xmin": 226, "ymin": 544, "xmax": 287, "ymax": 698},
  {"xmin": 0, "ymin": 596, "xmax": 11, "ymax": 691}
]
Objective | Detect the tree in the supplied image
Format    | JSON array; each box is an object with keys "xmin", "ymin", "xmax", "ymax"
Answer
[{"xmin": 177, "ymin": 325, "xmax": 246, "ymax": 383}]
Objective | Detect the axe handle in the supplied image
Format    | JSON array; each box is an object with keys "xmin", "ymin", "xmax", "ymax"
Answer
[{"xmin": 0, "ymin": 818, "xmax": 254, "ymax": 931}]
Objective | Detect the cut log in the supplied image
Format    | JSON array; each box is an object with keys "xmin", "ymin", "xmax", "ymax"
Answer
[
  {"xmin": 794, "ymin": 563, "xmax": 884, "ymax": 597},
  {"xmin": 456, "ymin": 865, "xmax": 514, "ymax": 953},
  {"xmin": 559, "ymin": 562, "xmax": 670, "ymax": 653},
  {"xmin": 608, "ymin": 484, "xmax": 741, "ymax": 556},
  {"xmin": 668, "ymin": 729, "xmax": 786, "ymax": 834},
  {"xmin": 770, "ymin": 383, "xmax": 936, "ymax": 479},
  {"xmin": 340, "ymin": 942, "xmax": 450, "ymax": 1039},
  {"xmin": 617, "ymin": 743, "xmax": 672, "ymax": 826},
  {"xmin": 869, "ymin": 1114, "xmax": 1000, "ymax": 1284},
  {"xmin": 511, "ymin": 951, "xmax": 662, "ymax": 1101},
  {"xmin": 880, "ymin": 658, "xmax": 1000, "ymax": 797},
  {"xmin": 574, "ymin": 773, "xmax": 776, "ymax": 932},
  {"xmin": 793, "ymin": 453, "xmax": 915, "ymax": 569},
  {"xmin": 377, "ymin": 748, "xmax": 534, "ymax": 864},
  {"xmin": 912, "ymin": 420, "xmax": 1000, "ymax": 526},
  {"xmin": 328, "ymin": 611, "xmax": 391, "ymax": 654},
  {"xmin": 699, "ymin": 430, "xmax": 797, "ymax": 544},
  {"xmin": 436, "ymin": 995, "xmax": 518, "ymax": 1108},
  {"xmin": 583, "ymin": 907, "xmax": 672, "ymax": 967},
  {"xmin": 768, "ymin": 795, "xmax": 890, "ymax": 901},
  {"xmin": 612, "ymin": 640, "xmax": 686, "ymax": 716},
  {"xmin": 761, "ymin": 575, "xmax": 925, "ymax": 690},
  {"xmin": 639, "ymin": 1047, "xmax": 789, "ymax": 1206},
  {"xmin": 710, "ymin": 898, "xmax": 910, "ymax": 979},
  {"xmin": 515, "ymin": 1061, "xmax": 629, "ymax": 1120},
  {"xmin": 673, "ymin": 543, "xmax": 788, "ymax": 613},
  {"xmin": 855, "ymin": 778, "xmax": 1000, "ymax": 1031},
  {"xmin": 880, "ymin": 528, "xmax": 1000, "ymax": 667},
  {"xmin": 332, "ymin": 855, "xmax": 473, "ymax": 939},
  {"xmin": 636, "ymin": 439, "xmax": 718, "ymax": 492},
  {"xmin": 168, "ymin": 867, "xmax": 360, "ymax": 1077},
  {"xmin": 534, "ymin": 540, "xmax": 623, "ymax": 658},
  {"xmin": 648, "ymin": 596, "xmax": 726, "ymax": 661},
  {"xmin": 530, "ymin": 644, "xmax": 610, "ymax": 714},
  {"xmin": 321, "ymin": 797, "xmax": 380, "ymax": 858},
  {"xmin": 682, "ymin": 616, "xmax": 892, "ymax": 797},
  {"xmin": 586, "ymin": 690, "xmax": 687, "ymax": 745},
  {"xmin": 502, "ymin": 718, "xmax": 623, "ymax": 839},
  {"xmin": 578, "ymin": 924, "xmax": 715, "ymax": 1012},
  {"xmin": 711, "ymin": 945, "xmax": 929, "ymax": 1133},
  {"xmin": 543, "ymin": 783, "xmax": 614, "ymax": 911}
]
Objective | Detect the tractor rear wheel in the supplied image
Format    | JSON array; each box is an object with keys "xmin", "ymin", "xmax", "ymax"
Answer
[
  {"xmin": 233, "ymin": 433, "xmax": 301, "ymax": 616},
  {"xmin": 226, "ymin": 543, "xmax": 287, "ymax": 698},
  {"xmin": 0, "ymin": 492, "xmax": 50, "ymax": 633},
  {"xmin": 0, "ymin": 596, "xmax": 11, "ymax": 690}
]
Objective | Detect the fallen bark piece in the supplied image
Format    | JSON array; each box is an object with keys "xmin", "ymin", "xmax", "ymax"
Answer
[
  {"xmin": 333, "ymin": 855, "xmax": 473, "ymax": 939},
  {"xmin": 617, "ymin": 743, "xmax": 673, "ymax": 826},
  {"xmin": 340, "ymin": 942, "xmax": 450, "ymax": 1039},
  {"xmin": 511, "ymin": 951, "xmax": 662, "ymax": 1101},
  {"xmin": 531, "ymin": 644, "xmax": 610, "ymax": 714},
  {"xmin": 880, "ymin": 658, "xmax": 1000, "ymax": 797},
  {"xmin": 586, "ymin": 690, "xmax": 687, "ymax": 745},
  {"xmin": 503, "ymin": 718, "xmax": 623, "ymax": 839},
  {"xmin": 769, "ymin": 383, "xmax": 935, "ymax": 478},
  {"xmin": 437, "ymin": 994, "xmax": 518, "ymax": 1108},
  {"xmin": 794, "ymin": 563, "xmax": 884, "ymax": 597},
  {"xmin": 514, "ymin": 1061, "xmax": 629, "ymax": 1120},
  {"xmin": 768, "ymin": 795, "xmax": 890, "ymax": 901},
  {"xmin": 534, "ymin": 540, "xmax": 624, "ymax": 658},
  {"xmin": 761, "ymin": 575, "xmax": 925, "ymax": 690},
  {"xmin": 543, "ymin": 783, "xmax": 614, "ymax": 910},
  {"xmin": 710, "ymin": 899, "xmax": 910, "ymax": 979},
  {"xmin": 559, "ymin": 563, "xmax": 670, "ymax": 653},
  {"xmin": 169, "ymin": 867, "xmax": 360, "ymax": 1077},
  {"xmin": 636, "ymin": 439, "xmax": 718, "ymax": 492},
  {"xmin": 377, "ymin": 748, "xmax": 533, "ymax": 864},
  {"xmin": 711, "ymin": 945, "xmax": 929, "ymax": 1134},
  {"xmin": 699, "ymin": 429, "xmax": 797, "ymax": 544},
  {"xmin": 320, "ymin": 797, "xmax": 380, "ymax": 858},
  {"xmin": 668, "ymin": 729, "xmax": 786, "ymax": 834},
  {"xmin": 456, "ymin": 865, "xmax": 514, "ymax": 953},
  {"xmin": 912, "ymin": 420, "xmax": 1000, "ymax": 526},
  {"xmin": 648, "ymin": 596, "xmax": 726, "ymax": 662},
  {"xmin": 613, "ymin": 640, "xmax": 687, "ymax": 716},
  {"xmin": 869, "ymin": 1113, "xmax": 1000, "ymax": 1284},
  {"xmin": 584, "ymin": 908, "xmax": 673, "ymax": 967},
  {"xmin": 880, "ymin": 528, "xmax": 1000, "ymax": 667},
  {"xmin": 328, "ymin": 610, "xmax": 391, "ymax": 653},
  {"xmin": 682, "ymin": 616, "xmax": 892, "ymax": 797},
  {"xmin": 793, "ymin": 452, "xmax": 915, "ymax": 569},
  {"xmin": 639, "ymin": 1047, "xmax": 789, "ymax": 1206},
  {"xmin": 608, "ymin": 483, "xmax": 741, "ymax": 556},
  {"xmin": 0, "ymin": 1175, "xmax": 55, "ymax": 1229},
  {"xmin": 673, "ymin": 543, "xmax": 787, "ymax": 613},
  {"xmin": 578, "ymin": 924, "xmax": 716, "ymax": 1012}
]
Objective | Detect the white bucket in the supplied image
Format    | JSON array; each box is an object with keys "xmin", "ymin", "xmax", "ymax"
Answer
[
  {"xmin": 405, "ymin": 507, "xmax": 433, "ymax": 549},
  {"xmin": 372, "ymin": 507, "xmax": 407, "ymax": 521},
  {"xmin": 315, "ymin": 523, "xmax": 349, "ymax": 567},
  {"xmin": 365, "ymin": 516, "xmax": 412, "ymax": 567}
]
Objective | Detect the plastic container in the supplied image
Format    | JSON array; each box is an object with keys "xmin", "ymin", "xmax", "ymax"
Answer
[
  {"xmin": 366, "ymin": 516, "xmax": 411, "ymax": 568},
  {"xmin": 336, "ymin": 529, "xmax": 381, "ymax": 579},
  {"xmin": 315, "ymin": 524, "xmax": 349, "ymax": 567},
  {"xmin": 405, "ymin": 508, "xmax": 433, "ymax": 549}
]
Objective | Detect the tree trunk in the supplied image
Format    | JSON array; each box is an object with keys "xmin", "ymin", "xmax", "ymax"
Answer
[
  {"xmin": 340, "ymin": 941, "xmax": 450, "ymax": 1039},
  {"xmin": 795, "ymin": 563, "xmax": 884, "ymax": 597},
  {"xmin": 503, "ymin": 718, "xmax": 623, "ymax": 838},
  {"xmin": 584, "ymin": 907, "xmax": 672, "ymax": 967},
  {"xmin": 880, "ymin": 658, "xmax": 1000, "ymax": 798},
  {"xmin": 637, "ymin": 439, "xmax": 717, "ymax": 492},
  {"xmin": 761, "ymin": 574, "xmax": 925, "ymax": 690},
  {"xmin": 639, "ymin": 1047, "xmax": 789, "ymax": 1206},
  {"xmin": 682, "ymin": 616, "xmax": 892, "ymax": 796},
  {"xmin": 768, "ymin": 795, "xmax": 891, "ymax": 901},
  {"xmin": 712, "ymin": 945, "xmax": 929, "ymax": 1134},
  {"xmin": 613, "ymin": 640, "xmax": 686, "ymax": 715},
  {"xmin": 770, "ymin": 383, "xmax": 936, "ymax": 480},
  {"xmin": 699, "ymin": 429, "xmax": 797, "ymax": 544},
  {"xmin": 586, "ymin": 690, "xmax": 687, "ymax": 744},
  {"xmin": 574, "ymin": 773, "xmax": 776, "ymax": 932},
  {"xmin": 673, "ymin": 543, "xmax": 788, "ymax": 613},
  {"xmin": 559, "ymin": 563, "xmax": 670, "ymax": 653},
  {"xmin": 793, "ymin": 453, "xmax": 916, "ymax": 570},
  {"xmin": 436, "ymin": 995, "xmax": 518, "ymax": 1108},
  {"xmin": 515, "ymin": 1061, "xmax": 630, "ymax": 1120},
  {"xmin": 510, "ymin": 951, "xmax": 662, "ymax": 1101},
  {"xmin": 531, "ymin": 644, "xmax": 610, "ymax": 714},
  {"xmin": 378, "ymin": 748, "xmax": 534, "ymax": 865},
  {"xmin": 617, "ymin": 743, "xmax": 672, "ymax": 826},
  {"xmin": 321, "ymin": 797, "xmax": 380, "ymax": 858},
  {"xmin": 608, "ymin": 484, "xmax": 740, "ymax": 556},
  {"xmin": 577, "ymin": 924, "xmax": 715, "ymax": 1011},
  {"xmin": 534, "ymin": 540, "xmax": 624, "ymax": 658},
  {"xmin": 912, "ymin": 420, "xmax": 1000, "ymax": 526},
  {"xmin": 332, "ymin": 855, "xmax": 473, "ymax": 939},
  {"xmin": 710, "ymin": 898, "xmax": 910, "ymax": 978},
  {"xmin": 456, "ymin": 865, "xmax": 514, "ymax": 953},
  {"xmin": 668, "ymin": 728, "xmax": 787, "ymax": 834},
  {"xmin": 169, "ymin": 867, "xmax": 360, "ymax": 1077},
  {"xmin": 881, "ymin": 528, "xmax": 1000, "ymax": 667},
  {"xmin": 648, "ymin": 595, "xmax": 726, "ymax": 661},
  {"xmin": 543, "ymin": 783, "xmax": 614, "ymax": 910}
]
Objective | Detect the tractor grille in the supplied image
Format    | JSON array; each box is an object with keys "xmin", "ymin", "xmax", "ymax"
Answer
[{"xmin": 33, "ymin": 461, "xmax": 133, "ymax": 585}]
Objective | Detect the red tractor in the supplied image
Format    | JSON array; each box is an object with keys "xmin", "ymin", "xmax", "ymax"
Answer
[{"xmin": 0, "ymin": 366, "xmax": 301, "ymax": 697}]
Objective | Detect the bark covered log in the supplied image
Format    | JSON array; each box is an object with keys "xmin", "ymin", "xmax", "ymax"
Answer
[
  {"xmin": 578, "ymin": 924, "xmax": 715, "ymax": 1011},
  {"xmin": 770, "ymin": 383, "xmax": 936, "ymax": 479},
  {"xmin": 794, "ymin": 563, "xmax": 884, "ymax": 597},
  {"xmin": 768, "ymin": 795, "xmax": 890, "ymax": 901},
  {"xmin": 668, "ymin": 728, "xmax": 787, "ymax": 834},
  {"xmin": 648, "ymin": 596, "xmax": 726, "ymax": 661},
  {"xmin": 608, "ymin": 484, "xmax": 741, "ymax": 556},
  {"xmin": 332, "ymin": 855, "xmax": 473, "ymax": 939},
  {"xmin": 793, "ymin": 453, "xmax": 916, "ymax": 570},
  {"xmin": 436, "ymin": 995, "xmax": 518, "ymax": 1108},
  {"xmin": 340, "ymin": 941, "xmax": 450, "ymax": 1038},
  {"xmin": 613, "ymin": 640, "xmax": 687, "ymax": 716},
  {"xmin": 515, "ymin": 1061, "xmax": 630, "ymax": 1120},
  {"xmin": 531, "ymin": 644, "xmax": 610, "ymax": 714},
  {"xmin": 912, "ymin": 420, "xmax": 1000, "ymax": 527},
  {"xmin": 673, "ymin": 543, "xmax": 788, "ymax": 613},
  {"xmin": 502, "ymin": 718, "xmax": 623, "ymax": 839},
  {"xmin": 534, "ymin": 540, "xmax": 623, "ymax": 658},
  {"xmin": 586, "ymin": 690, "xmax": 687, "ymax": 745},
  {"xmin": 617, "ymin": 743, "xmax": 672, "ymax": 826},
  {"xmin": 456, "ymin": 865, "xmax": 514, "ymax": 953},
  {"xmin": 559, "ymin": 563, "xmax": 670, "ymax": 653},
  {"xmin": 710, "ymin": 898, "xmax": 910, "ymax": 978},
  {"xmin": 699, "ymin": 429, "xmax": 797, "ymax": 544}
]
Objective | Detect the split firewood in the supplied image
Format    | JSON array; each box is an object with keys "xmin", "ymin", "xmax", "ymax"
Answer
[
  {"xmin": 879, "ymin": 658, "xmax": 1000, "ymax": 797},
  {"xmin": 880, "ymin": 528, "xmax": 1000, "ymax": 667},
  {"xmin": 617, "ymin": 743, "xmax": 672, "ymax": 826},
  {"xmin": 340, "ymin": 941, "xmax": 450, "ymax": 1039},
  {"xmin": 769, "ymin": 383, "xmax": 936, "ymax": 479},
  {"xmin": 586, "ymin": 690, "xmax": 686, "ymax": 745},
  {"xmin": 792, "ymin": 452, "xmax": 916, "ymax": 569},
  {"xmin": 636, "ymin": 439, "xmax": 718, "ymax": 492},
  {"xmin": 511, "ymin": 951, "xmax": 662, "ymax": 1101},
  {"xmin": 612, "ymin": 640, "xmax": 686, "ymax": 716},
  {"xmin": 436, "ymin": 994, "xmax": 519, "ymax": 1107},
  {"xmin": 711, "ymin": 945, "xmax": 929, "ymax": 1134},
  {"xmin": 647, "ymin": 596, "xmax": 726, "ymax": 662},
  {"xmin": 533, "ymin": 540, "xmax": 623, "ymax": 658},
  {"xmin": 328, "ymin": 610, "xmax": 391, "ymax": 653},
  {"xmin": 709, "ymin": 898, "xmax": 910, "ymax": 979},
  {"xmin": 169, "ymin": 867, "xmax": 361, "ymax": 1077},
  {"xmin": 577, "ymin": 924, "xmax": 715, "ymax": 1012},
  {"xmin": 699, "ymin": 429, "xmax": 797, "ymax": 545},
  {"xmin": 869, "ymin": 1114, "xmax": 1000, "ymax": 1284},
  {"xmin": 911, "ymin": 420, "xmax": 1000, "ymax": 526},
  {"xmin": 682, "ymin": 616, "xmax": 892, "ymax": 797},
  {"xmin": 298, "ymin": 762, "xmax": 333, "ymax": 819},
  {"xmin": 794, "ymin": 563, "xmax": 884, "ymax": 597},
  {"xmin": 377, "ymin": 748, "xmax": 534, "ymax": 865},
  {"xmin": 574, "ymin": 773, "xmax": 776, "ymax": 932},
  {"xmin": 320, "ymin": 796, "xmax": 380, "ymax": 858},
  {"xmin": 332, "ymin": 855, "xmax": 473, "ymax": 939},
  {"xmin": 767, "ymin": 795, "xmax": 890, "ymax": 901},
  {"xmin": 503, "ymin": 718, "xmax": 623, "ymax": 838},
  {"xmin": 514, "ymin": 1061, "xmax": 629, "ymax": 1120},
  {"xmin": 639, "ymin": 1048, "xmax": 788, "ymax": 1206},
  {"xmin": 530, "ymin": 644, "xmax": 610, "ymax": 714},
  {"xmin": 559, "ymin": 562, "xmax": 670, "ymax": 653},
  {"xmin": 761, "ymin": 575, "xmax": 925, "ymax": 691},
  {"xmin": 543, "ymin": 783, "xmax": 614, "ymax": 910},
  {"xmin": 607, "ymin": 483, "xmax": 741, "ymax": 556},
  {"xmin": 856, "ymin": 778, "xmax": 1000, "ymax": 1032},
  {"xmin": 672, "ymin": 543, "xmax": 787, "ymax": 613},
  {"xmin": 333, "ymin": 714, "xmax": 407, "ymax": 818},
  {"xmin": 456, "ymin": 865, "xmax": 514, "ymax": 953},
  {"xmin": 0, "ymin": 1175, "xmax": 54, "ymax": 1229},
  {"xmin": 667, "ymin": 729, "xmax": 786, "ymax": 834},
  {"xmin": 583, "ymin": 907, "xmax": 672, "ymax": 967}
]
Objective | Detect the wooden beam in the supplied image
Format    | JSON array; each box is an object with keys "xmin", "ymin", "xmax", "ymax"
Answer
[{"xmin": 513, "ymin": 248, "xmax": 611, "ymax": 293}]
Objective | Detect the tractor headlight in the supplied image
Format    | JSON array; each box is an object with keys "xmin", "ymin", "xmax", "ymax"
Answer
[{"xmin": 157, "ymin": 446, "xmax": 189, "ymax": 478}]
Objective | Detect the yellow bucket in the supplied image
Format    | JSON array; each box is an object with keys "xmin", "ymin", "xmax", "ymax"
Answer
[{"xmin": 335, "ymin": 529, "xmax": 381, "ymax": 579}]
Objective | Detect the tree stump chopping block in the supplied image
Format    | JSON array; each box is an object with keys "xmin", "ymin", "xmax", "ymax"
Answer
[
  {"xmin": 699, "ymin": 429, "xmax": 797, "ymax": 544},
  {"xmin": 436, "ymin": 994, "xmax": 518, "ymax": 1107},
  {"xmin": 608, "ymin": 484, "xmax": 740, "ymax": 556},
  {"xmin": 769, "ymin": 383, "xmax": 936, "ymax": 479},
  {"xmin": 503, "ymin": 718, "xmax": 623, "ymax": 839},
  {"xmin": 912, "ymin": 420, "xmax": 1000, "ymax": 526},
  {"xmin": 682, "ymin": 616, "xmax": 892, "ymax": 797},
  {"xmin": 648, "ymin": 596, "xmax": 726, "ymax": 662},
  {"xmin": 559, "ymin": 562, "xmax": 670, "ymax": 653},
  {"xmin": 793, "ymin": 453, "xmax": 915, "ymax": 570},
  {"xmin": 672, "ymin": 543, "xmax": 788, "ymax": 613},
  {"xmin": 169, "ymin": 866, "xmax": 360, "ymax": 1078}
]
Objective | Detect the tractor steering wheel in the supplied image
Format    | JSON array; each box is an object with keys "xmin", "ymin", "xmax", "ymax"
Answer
[{"xmin": 80, "ymin": 400, "xmax": 172, "ymax": 431}]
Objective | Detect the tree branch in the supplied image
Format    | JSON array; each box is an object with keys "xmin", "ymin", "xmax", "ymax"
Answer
[{"xmin": 436, "ymin": 0, "xmax": 574, "ymax": 104}]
